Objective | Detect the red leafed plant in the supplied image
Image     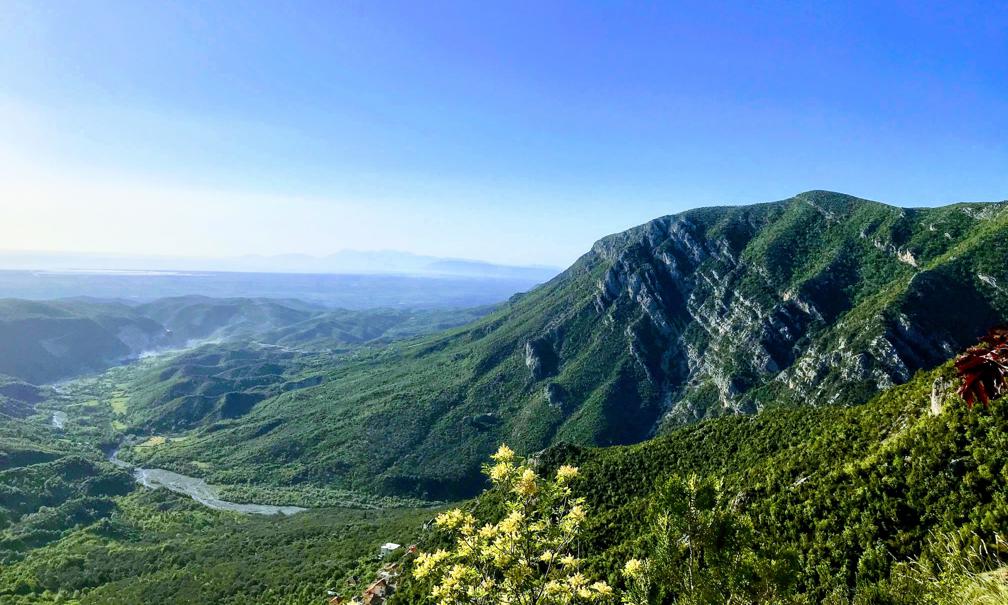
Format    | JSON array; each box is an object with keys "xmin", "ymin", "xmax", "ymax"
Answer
[{"xmin": 955, "ymin": 326, "xmax": 1008, "ymax": 408}]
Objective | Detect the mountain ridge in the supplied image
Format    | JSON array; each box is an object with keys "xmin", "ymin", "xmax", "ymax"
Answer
[
  {"xmin": 126, "ymin": 191, "xmax": 1008, "ymax": 499},
  {"xmin": 0, "ymin": 296, "xmax": 493, "ymax": 385}
]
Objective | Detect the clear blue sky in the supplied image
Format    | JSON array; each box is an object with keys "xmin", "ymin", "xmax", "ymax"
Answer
[{"xmin": 0, "ymin": 1, "xmax": 1005, "ymax": 267}]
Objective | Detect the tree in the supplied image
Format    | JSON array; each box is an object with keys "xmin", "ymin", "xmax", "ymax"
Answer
[
  {"xmin": 412, "ymin": 445, "xmax": 614, "ymax": 605},
  {"xmin": 637, "ymin": 474, "xmax": 796, "ymax": 605}
]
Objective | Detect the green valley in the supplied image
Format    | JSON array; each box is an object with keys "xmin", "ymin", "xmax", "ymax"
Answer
[
  {"xmin": 7, "ymin": 4, "xmax": 1004, "ymax": 603},
  {"xmin": 122, "ymin": 192, "xmax": 1008, "ymax": 500},
  {"xmin": 2, "ymin": 192, "xmax": 1007, "ymax": 604}
]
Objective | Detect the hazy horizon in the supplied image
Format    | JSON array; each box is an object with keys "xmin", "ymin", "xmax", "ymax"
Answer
[{"xmin": 0, "ymin": 247, "xmax": 562, "ymax": 275}]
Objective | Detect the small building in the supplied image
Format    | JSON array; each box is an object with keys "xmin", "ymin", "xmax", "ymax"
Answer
[
  {"xmin": 378, "ymin": 542, "xmax": 401, "ymax": 557},
  {"xmin": 363, "ymin": 578, "xmax": 389, "ymax": 605}
]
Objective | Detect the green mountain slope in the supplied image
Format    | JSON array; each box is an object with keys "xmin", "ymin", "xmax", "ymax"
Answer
[
  {"xmin": 562, "ymin": 360, "xmax": 1008, "ymax": 601},
  {"xmin": 0, "ymin": 296, "xmax": 493, "ymax": 386},
  {"xmin": 4, "ymin": 354, "xmax": 1003, "ymax": 603},
  {"xmin": 104, "ymin": 307, "xmax": 493, "ymax": 434},
  {"xmin": 392, "ymin": 361, "xmax": 1008, "ymax": 603},
  {"xmin": 0, "ymin": 299, "xmax": 171, "ymax": 384},
  {"xmin": 126, "ymin": 191, "xmax": 1008, "ymax": 500},
  {"xmin": 135, "ymin": 296, "xmax": 324, "ymax": 343}
]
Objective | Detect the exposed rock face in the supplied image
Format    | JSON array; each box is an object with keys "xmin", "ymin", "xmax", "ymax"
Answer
[
  {"xmin": 930, "ymin": 376, "xmax": 953, "ymax": 416},
  {"xmin": 543, "ymin": 383, "xmax": 565, "ymax": 408},
  {"xmin": 566, "ymin": 192, "xmax": 1008, "ymax": 429},
  {"xmin": 979, "ymin": 273, "xmax": 1004, "ymax": 293},
  {"xmin": 524, "ymin": 337, "xmax": 558, "ymax": 381},
  {"xmin": 592, "ymin": 213, "xmax": 821, "ymax": 421}
]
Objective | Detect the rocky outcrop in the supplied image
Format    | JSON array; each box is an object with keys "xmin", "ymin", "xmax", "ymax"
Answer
[
  {"xmin": 864, "ymin": 233, "xmax": 919, "ymax": 268},
  {"xmin": 576, "ymin": 194, "xmax": 1008, "ymax": 429},
  {"xmin": 930, "ymin": 376, "xmax": 953, "ymax": 416},
  {"xmin": 979, "ymin": 274, "xmax": 1004, "ymax": 293},
  {"xmin": 543, "ymin": 383, "xmax": 565, "ymax": 408},
  {"xmin": 525, "ymin": 337, "xmax": 558, "ymax": 381},
  {"xmin": 589, "ymin": 212, "xmax": 829, "ymax": 423}
]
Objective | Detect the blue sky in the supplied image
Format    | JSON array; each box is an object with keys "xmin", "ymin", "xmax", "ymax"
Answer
[{"xmin": 0, "ymin": 1, "xmax": 1005, "ymax": 267}]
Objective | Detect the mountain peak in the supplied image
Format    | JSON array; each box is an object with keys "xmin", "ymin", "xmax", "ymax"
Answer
[{"xmin": 143, "ymin": 194, "xmax": 1008, "ymax": 500}]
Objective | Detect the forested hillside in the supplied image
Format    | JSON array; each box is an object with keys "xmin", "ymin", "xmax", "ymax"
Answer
[
  {"xmin": 5, "ymin": 353, "xmax": 1005, "ymax": 603},
  {"xmin": 2, "ymin": 192, "xmax": 1006, "ymax": 603},
  {"xmin": 0, "ymin": 299, "xmax": 170, "ymax": 384},
  {"xmin": 127, "ymin": 192, "xmax": 1008, "ymax": 500},
  {"xmin": 0, "ymin": 296, "xmax": 490, "ymax": 385},
  {"xmin": 393, "ymin": 360, "xmax": 1008, "ymax": 604}
]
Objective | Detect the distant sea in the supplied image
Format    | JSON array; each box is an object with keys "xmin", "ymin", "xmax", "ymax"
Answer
[{"xmin": 0, "ymin": 269, "xmax": 547, "ymax": 309}]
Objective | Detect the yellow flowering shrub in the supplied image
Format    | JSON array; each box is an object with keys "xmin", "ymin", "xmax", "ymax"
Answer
[
  {"xmin": 620, "ymin": 559, "xmax": 649, "ymax": 605},
  {"xmin": 413, "ymin": 444, "xmax": 613, "ymax": 605}
]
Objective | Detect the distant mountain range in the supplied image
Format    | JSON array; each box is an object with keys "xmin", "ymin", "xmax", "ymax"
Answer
[{"xmin": 0, "ymin": 249, "xmax": 561, "ymax": 281}]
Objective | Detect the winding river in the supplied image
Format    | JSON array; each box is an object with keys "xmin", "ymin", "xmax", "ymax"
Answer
[
  {"xmin": 47, "ymin": 347, "xmax": 306, "ymax": 516},
  {"xmin": 108, "ymin": 447, "xmax": 307, "ymax": 516}
]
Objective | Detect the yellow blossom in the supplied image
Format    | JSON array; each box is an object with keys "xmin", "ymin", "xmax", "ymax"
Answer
[
  {"xmin": 456, "ymin": 537, "xmax": 474, "ymax": 557},
  {"xmin": 489, "ymin": 462, "xmax": 512, "ymax": 483},
  {"xmin": 491, "ymin": 443, "xmax": 516, "ymax": 463},
  {"xmin": 564, "ymin": 504, "xmax": 587, "ymax": 528},
  {"xmin": 529, "ymin": 520, "xmax": 548, "ymax": 533},
  {"xmin": 556, "ymin": 465, "xmax": 579, "ymax": 482},
  {"xmin": 478, "ymin": 523, "xmax": 497, "ymax": 539},
  {"xmin": 622, "ymin": 558, "xmax": 645, "ymax": 580},
  {"xmin": 545, "ymin": 580, "xmax": 565, "ymax": 595},
  {"xmin": 413, "ymin": 447, "xmax": 612, "ymax": 605},
  {"xmin": 435, "ymin": 508, "xmax": 465, "ymax": 530},
  {"xmin": 447, "ymin": 563, "xmax": 473, "ymax": 583},
  {"xmin": 491, "ymin": 547, "xmax": 513, "ymax": 568},
  {"xmin": 591, "ymin": 581, "xmax": 613, "ymax": 597},
  {"xmin": 514, "ymin": 467, "xmax": 538, "ymax": 497},
  {"xmin": 498, "ymin": 509, "xmax": 524, "ymax": 534},
  {"xmin": 414, "ymin": 549, "xmax": 450, "ymax": 578}
]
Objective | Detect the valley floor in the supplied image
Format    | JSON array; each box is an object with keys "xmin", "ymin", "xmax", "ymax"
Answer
[{"xmin": 0, "ymin": 352, "xmax": 444, "ymax": 604}]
